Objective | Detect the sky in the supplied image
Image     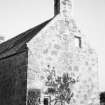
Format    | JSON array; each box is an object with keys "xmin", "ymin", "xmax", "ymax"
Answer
[{"xmin": 0, "ymin": 0, "xmax": 105, "ymax": 92}]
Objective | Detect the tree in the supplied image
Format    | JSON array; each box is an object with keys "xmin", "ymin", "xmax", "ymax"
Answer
[{"xmin": 45, "ymin": 70, "xmax": 79, "ymax": 105}]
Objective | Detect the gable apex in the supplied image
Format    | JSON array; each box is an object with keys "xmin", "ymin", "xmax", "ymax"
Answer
[{"xmin": 54, "ymin": 0, "xmax": 72, "ymax": 17}]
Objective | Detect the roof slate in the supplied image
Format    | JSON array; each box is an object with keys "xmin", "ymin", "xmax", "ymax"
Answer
[{"xmin": 0, "ymin": 18, "xmax": 52, "ymax": 60}]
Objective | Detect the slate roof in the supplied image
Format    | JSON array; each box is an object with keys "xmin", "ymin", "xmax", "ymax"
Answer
[{"xmin": 0, "ymin": 18, "xmax": 52, "ymax": 60}]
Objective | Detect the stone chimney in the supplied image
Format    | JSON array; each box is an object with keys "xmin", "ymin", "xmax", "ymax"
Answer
[{"xmin": 54, "ymin": 0, "xmax": 72, "ymax": 17}]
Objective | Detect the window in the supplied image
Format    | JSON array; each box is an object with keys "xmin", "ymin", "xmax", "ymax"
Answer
[
  {"xmin": 44, "ymin": 98, "xmax": 48, "ymax": 105},
  {"xmin": 43, "ymin": 96, "xmax": 51, "ymax": 105},
  {"xmin": 74, "ymin": 36, "xmax": 82, "ymax": 48}
]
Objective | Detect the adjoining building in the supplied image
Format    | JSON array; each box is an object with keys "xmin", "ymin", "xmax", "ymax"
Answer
[{"xmin": 100, "ymin": 92, "xmax": 105, "ymax": 105}]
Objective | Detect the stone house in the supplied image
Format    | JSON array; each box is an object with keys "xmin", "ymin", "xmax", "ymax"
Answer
[{"xmin": 0, "ymin": 0, "xmax": 100, "ymax": 105}]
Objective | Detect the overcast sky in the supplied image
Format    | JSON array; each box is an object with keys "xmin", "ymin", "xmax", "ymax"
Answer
[{"xmin": 0, "ymin": 0, "xmax": 105, "ymax": 92}]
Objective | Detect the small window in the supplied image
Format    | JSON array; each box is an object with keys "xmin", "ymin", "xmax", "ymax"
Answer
[
  {"xmin": 44, "ymin": 98, "xmax": 49, "ymax": 105},
  {"xmin": 27, "ymin": 89, "xmax": 41, "ymax": 105},
  {"xmin": 74, "ymin": 36, "xmax": 81, "ymax": 48},
  {"xmin": 43, "ymin": 96, "xmax": 51, "ymax": 105}
]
